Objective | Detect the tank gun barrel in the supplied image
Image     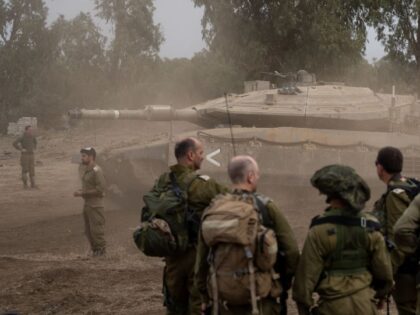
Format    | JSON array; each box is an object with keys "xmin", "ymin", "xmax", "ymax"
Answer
[{"xmin": 68, "ymin": 105, "xmax": 200, "ymax": 123}]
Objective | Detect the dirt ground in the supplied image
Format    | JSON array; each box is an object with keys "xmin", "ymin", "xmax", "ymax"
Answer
[{"xmin": 0, "ymin": 121, "xmax": 395, "ymax": 314}]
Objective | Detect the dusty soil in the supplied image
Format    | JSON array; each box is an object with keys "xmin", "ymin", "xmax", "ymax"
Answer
[{"xmin": 0, "ymin": 121, "xmax": 394, "ymax": 314}]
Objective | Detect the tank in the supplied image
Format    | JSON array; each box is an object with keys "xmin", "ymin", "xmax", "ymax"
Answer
[{"xmin": 68, "ymin": 73, "xmax": 420, "ymax": 207}]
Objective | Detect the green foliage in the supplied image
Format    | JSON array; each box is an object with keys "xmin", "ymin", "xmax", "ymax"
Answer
[
  {"xmin": 369, "ymin": 0, "xmax": 420, "ymax": 89},
  {"xmin": 193, "ymin": 0, "xmax": 369, "ymax": 79},
  {"xmin": 0, "ymin": 0, "xmax": 51, "ymax": 131}
]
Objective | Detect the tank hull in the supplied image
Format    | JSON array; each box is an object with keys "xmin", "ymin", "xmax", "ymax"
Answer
[{"xmin": 100, "ymin": 127, "xmax": 420, "ymax": 208}]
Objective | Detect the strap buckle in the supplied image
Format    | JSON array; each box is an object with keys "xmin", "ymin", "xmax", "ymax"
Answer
[{"xmin": 360, "ymin": 217, "xmax": 367, "ymax": 228}]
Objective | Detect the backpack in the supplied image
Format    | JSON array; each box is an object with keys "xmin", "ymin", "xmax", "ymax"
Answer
[
  {"xmin": 133, "ymin": 171, "xmax": 197, "ymax": 257},
  {"xmin": 201, "ymin": 193, "xmax": 279, "ymax": 315}
]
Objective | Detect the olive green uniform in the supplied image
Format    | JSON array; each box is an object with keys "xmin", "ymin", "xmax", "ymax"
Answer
[
  {"xmin": 394, "ymin": 195, "xmax": 420, "ymax": 315},
  {"xmin": 293, "ymin": 207, "xmax": 394, "ymax": 315},
  {"xmin": 194, "ymin": 189, "xmax": 300, "ymax": 315},
  {"xmin": 13, "ymin": 133, "xmax": 37, "ymax": 187},
  {"xmin": 158, "ymin": 164, "xmax": 227, "ymax": 315},
  {"xmin": 79, "ymin": 163, "xmax": 107, "ymax": 254},
  {"xmin": 372, "ymin": 175, "xmax": 417, "ymax": 315}
]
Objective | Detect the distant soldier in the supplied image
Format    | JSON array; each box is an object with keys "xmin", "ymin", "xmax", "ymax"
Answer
[
  {"xmin": 372, "ymin": 147, "xmax": 418, "ymax": 315},
  {"xmin": 13, "ymin": 125, "xmax": 37, "ymax": 189},
  {"xmin": 293, "ymin": 165, "xmax": 393, "ymax": 315},
  {"xmin": 142, "ymin": 137, "xmax": 228, "ymax": 315},
  {"xmin": 394, "ymin": 195, "xmax": 420, "ymax": 315},
  {"xmin": 74, "ymin": 147, "xmax": 107, "ymax": 257},
  {"xmin": 195, "ymin": 155, "xmax": 300, "ymax": 315}
]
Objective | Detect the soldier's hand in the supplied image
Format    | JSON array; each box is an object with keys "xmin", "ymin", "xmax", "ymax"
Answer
[
  {"xmin": 73, "ymin": 190, "xmax": 83, "ymax": 197},
  {"xmin": 201, "ymin": 303, "xmax": 207, "ymax": 315},
  {"xmin": 376, "ymin": 298, "xmax": 386, "ymax": 310},
  {"xmin": 21, "ymin": 148, "xmax": 26, "ymax": 152}
]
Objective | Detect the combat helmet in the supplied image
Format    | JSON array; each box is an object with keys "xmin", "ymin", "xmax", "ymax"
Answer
[{"xmin": 311, "ymin": 164, "xmax": 371, "ymax": 211}]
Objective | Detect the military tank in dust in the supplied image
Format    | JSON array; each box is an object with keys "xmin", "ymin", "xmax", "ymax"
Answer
[{"xmin": 68, "ymin": 71, "xmax": 420, "ymax": 207}]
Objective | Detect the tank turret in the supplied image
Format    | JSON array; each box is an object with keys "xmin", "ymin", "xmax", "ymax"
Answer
[{"xmin": 69, "ymin": 84, "xmax": 417, "ymax": 132}]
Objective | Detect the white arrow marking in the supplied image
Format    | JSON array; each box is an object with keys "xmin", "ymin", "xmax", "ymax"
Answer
[{"xmin": 206, "ymin": 148, "xmax": 221, "ymax": 167}]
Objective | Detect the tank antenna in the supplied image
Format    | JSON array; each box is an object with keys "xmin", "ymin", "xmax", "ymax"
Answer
[{"xmin": 224, "ymin": 93, "xmax": 237, "ymax": 156}]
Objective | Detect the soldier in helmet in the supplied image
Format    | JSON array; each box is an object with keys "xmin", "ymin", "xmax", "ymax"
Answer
[
  {"xmin": 293, "ymin": 164, "xmax": 393, "ymax": 315},
  {"xmin": 13, "ymin": 125, "xmax": 37, "ymax": 189},
  {"xmin": 74, "ymin": 147, "xmax": 107, "ymax": 257},
  {"xmin": 372, "ymin": 146, "xmax": 418, "ymax": 315}
]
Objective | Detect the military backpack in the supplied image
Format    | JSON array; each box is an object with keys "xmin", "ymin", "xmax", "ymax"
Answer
[
  {"xmin": 133, "ymin": 172, "xmax": 198, "ymax": 257},
  {"xmin": 201, "ymin": 192, "xmax": 280, "ymax": 315}
]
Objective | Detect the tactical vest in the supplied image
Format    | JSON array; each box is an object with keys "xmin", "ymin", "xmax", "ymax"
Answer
[{"xmin": 311, "ymin": 210, "xmax": 381, "ymax": 276}]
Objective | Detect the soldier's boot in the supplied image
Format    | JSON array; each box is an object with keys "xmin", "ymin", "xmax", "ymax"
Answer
[
  {"xmin": 22, "ymin": 173, "xmax": 29, "ymax": 189},
  {"xmin": 30, "ymin": 176, "xmax": 39, "ymax": 189},
  {"xmin": 92, "ymin": 248, "xmax": 106, "ymax": 257}
]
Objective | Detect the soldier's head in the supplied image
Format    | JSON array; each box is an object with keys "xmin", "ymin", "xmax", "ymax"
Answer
[
  {"xmin": 375, "ymin": 146, "xmax": 403, "ymax": 182},
  {"xmin": 311, "ymin": 164, "xmax": 370, "ymax": 212},
  {"xmin": 80, "ymin": 147, "xmax": 96, "ymax": 165},
  {"xmin": 175, "ymin": 137, "xmax": 204, "ymax": 170},
  {"xmin": 228, "ymin": 155, "xmax": 260, "ymax": 192},
  {"xmin": 25, "ymin": 125, "xmax": 33, "ymax": 135}
]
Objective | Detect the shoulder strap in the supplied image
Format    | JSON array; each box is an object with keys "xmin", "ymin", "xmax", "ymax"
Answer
[
  {"xmin": 310, "ymin": 215, "xmax": 381, "ymax": 231},
  {"xmin": 255, "ymin": 195, "xmax": 274, "ymax": 229},
  {"xmin": 169, "ymin": 172, "xmax": 183, "ymax": 199},
  {"xmin": 169, "ymin": 171, "xmax": 199, "ymax": 199}
]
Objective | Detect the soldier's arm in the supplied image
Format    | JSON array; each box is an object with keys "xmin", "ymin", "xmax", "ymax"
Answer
[
  {"xmin": 385, "ymin": 190, "xmax": 410, "ymax": 240},
  {"xmin": 394, "ymin": 195, "xmax": 420, "ymax": 255},
  {"xmin": 33, "ymin": 137, "xmax": 37, "ymax": 150},
  {"xmin": 368, "ymin": 230, "xmax": 394, "ymax": 298},
  {"xmin": 12, "ymin": 137, "xmax": 22, "ymax": 151},
  {"xmin": 267, "ymin": 201, "xmax": 300, "ymax": 281},
  {"xmin": 189, "ymin": 177, "xmax": 229, "ymax": 207},
  {"xmin": 194, "ymin": 232, "xmax": 211, "ymax": 304},
  {"xmin": 292, "ymin": 228, "xmax": 325, "ymax": 310}
]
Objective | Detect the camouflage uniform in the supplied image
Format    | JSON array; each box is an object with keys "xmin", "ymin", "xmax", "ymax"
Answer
[
  {"xmin": 372, "ymin": 175, "xmax": 417, "ymax": 315},
  {"xmin": 158, "ymin": 164, "xmax": 227, "ymax": 315},
  {"xmin": 79, "ymin": 163, "xmax": 107, "ymax": 254},
  {"xmin": 194, "ymin": 189, "xmax": 300, "ymax": 315},
  {"xmin": 394, "ymin": 195, "xmax": 420, "ymax": 315},
  {"xmin": 293, "ymin": 165, "xmax": 394, "ymax": 315},
  {"xmin": 13, "ymin": 133, "xmax": 37, "ymax": 187}
]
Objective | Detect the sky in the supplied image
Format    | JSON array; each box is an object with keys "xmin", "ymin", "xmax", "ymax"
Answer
[{"xmin": 44, "ymin": 0, "xmax": 385, "ymax": 62}]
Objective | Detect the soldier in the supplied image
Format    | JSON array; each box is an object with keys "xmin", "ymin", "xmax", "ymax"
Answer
[
  {"xmin": 394, "ymin": 195, "xmax": 420, "ymax": 315},
  {"xmin": 73, "ymin": 147, "xmax": 107, "ymax": 257},
  {"xmin": 13, "ymin": 125, "xmax": 37, "ymax": 189},
  {"xmin": 372, "ymin": 147, "xmax": 417, "ymax": 315},
  {"xmin": 195, "ymin": 155, "xmax": 300, "ymax": 315},
  {"xmin": 293, "ymin": 164, "xmax": 393, "ymax": 315},
  {"xmin": 154, "ymin": 137, "xmax": 227, "ymax": 315}
]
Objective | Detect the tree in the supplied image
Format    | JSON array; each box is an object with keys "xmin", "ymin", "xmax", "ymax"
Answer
[
  {"xmin": 0, "ymin": 0, "xmax": 50, "ymax": 132},
  {"xmin": 26, "ymin": 12, "xmax": 109, "ymax": 126},
  {"xmin": 370, "ymin": 0, "xmax": 420, "ymax": 91},
  {"xmin": 94, "ymin": 0, "xmax": 163, "ymax": 83},
  {"xmin": 193, "ymin": 0, "xmax": 369, "ymax": 79}
]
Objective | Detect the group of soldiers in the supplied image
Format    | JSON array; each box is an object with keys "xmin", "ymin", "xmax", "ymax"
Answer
[
  {"xmin": 12, "ymin": 127, "xmax": 420, "ymax": 315},
  {"xmin": 145, "ymin": 137, "xmax": 420, "ymax": 315}
]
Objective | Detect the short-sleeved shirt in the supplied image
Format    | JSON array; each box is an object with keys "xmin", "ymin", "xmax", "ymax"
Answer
[{"xmin": 79, "ymin": 163, "xmax": 106, "ymax": 207}]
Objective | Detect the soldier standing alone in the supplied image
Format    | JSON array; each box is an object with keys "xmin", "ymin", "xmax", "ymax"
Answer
[
  {"xmin": 13, "ymin": 125, "xmax": 37, "ymax": 189},
  {"xmin": 74, "ymin": 147, "xmax": 107, "ymax": 257}
]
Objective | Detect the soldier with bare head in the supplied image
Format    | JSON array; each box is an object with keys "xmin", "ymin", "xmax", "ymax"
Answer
[
  {"xmin": 195, "ymin": 155, "xmax": 299, "ymax": 315},
  {"xmin": 371, "ymin": 146, "xmax": 418, "ymax": 315},
  {"xmin": 13, "ymin": 125, "xmax": 37, "ymax": 189},
  {"xmin": 139, "ymin": 137, "xmax": 228, "ymax": 315}
]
